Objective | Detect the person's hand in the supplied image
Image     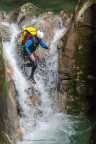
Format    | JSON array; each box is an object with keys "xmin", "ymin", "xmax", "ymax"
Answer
[
  {"xmin": 35, "ymin": 55, "xmax": 39, "ymax": 61},
  {"xmin": 30, "ymin": 54, "xmax": 36, "ymax": 62}
]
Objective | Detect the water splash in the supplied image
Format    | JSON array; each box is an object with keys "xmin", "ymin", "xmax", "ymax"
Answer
[
  {"xmin": 3, "ymin": 24, "xmax": 29, "ymax": 115},
  {"xmin": 2, "ymin": 21, "xmax": 91, "ymax": 144}
]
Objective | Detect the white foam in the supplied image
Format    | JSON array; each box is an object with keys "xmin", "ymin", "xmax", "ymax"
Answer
[{"xmin": 2, "ymin": 21, "xmax": 90, "ymax": 144}]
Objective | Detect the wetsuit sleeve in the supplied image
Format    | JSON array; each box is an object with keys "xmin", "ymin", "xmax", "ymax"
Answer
[
  {"xmin": 39, "ymin": 39, "xmax": 48, "ymax": 49},
  {"xmin": 25, "ymin": 39, "xmax": 33, "ymax": 55}
]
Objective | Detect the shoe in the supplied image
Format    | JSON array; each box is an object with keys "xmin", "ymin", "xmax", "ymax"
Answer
[
  {"xmin": 31, "ymin": 78, "xmax": 36, "ymax": 84},
  {"xmin": 28, "ymin": 76, "xmax": 36, "ymax": 84}
]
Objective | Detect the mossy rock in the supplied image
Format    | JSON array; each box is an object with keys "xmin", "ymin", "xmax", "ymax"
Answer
[
  {"xmin": 0, "ymin": 40, "xmax": 8, "ymax": 96},
  {"xmin": 0, "ymin": 132, "xmax": 12, "ymax": 144},
  {"xmin": 20, "ymin": 2, "xmax": 42, "ymax": 16}
]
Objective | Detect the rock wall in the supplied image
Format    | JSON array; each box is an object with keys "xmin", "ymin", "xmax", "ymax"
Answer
[
  {"xmin": 58, "ymin": 0, "xmax": 96, "ymax": 116},
  {"xmin": 0, "ymin": 34, "xmax": 18, "ymax": 144},
  {"xmin": 58, "ymin": 0, "xmax": 96, "ymax": 143}
]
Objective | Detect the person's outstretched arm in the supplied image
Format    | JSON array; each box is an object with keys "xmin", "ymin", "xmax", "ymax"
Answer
[
  {"xmin": 39, "ymin": 39, "xmax": 48, "ymax": 49},
  {"xmin": 25, "ymin": 39, "xmax": 33, "ymax": 55}
]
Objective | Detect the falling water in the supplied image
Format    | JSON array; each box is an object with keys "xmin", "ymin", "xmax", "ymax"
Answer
[{"xmin": 2, "ymin": 21, "xmax": 91, "ymax": 144}]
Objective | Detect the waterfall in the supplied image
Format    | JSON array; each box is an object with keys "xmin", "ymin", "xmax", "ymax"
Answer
[
  {"xmin": 2, "ymin": 21, "xmax": 91, "ymax": 144},
  {"xmin": 3, "ymin": 24, "xmax": 29, "ymax": 115}
]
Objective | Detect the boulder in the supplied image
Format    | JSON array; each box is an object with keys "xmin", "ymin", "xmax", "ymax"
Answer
[{"xmin": 17, "ymin": 3, "xmax": 42, "ymax": 25}]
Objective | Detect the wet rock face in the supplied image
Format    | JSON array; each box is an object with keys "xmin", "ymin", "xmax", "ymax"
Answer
[
  {"xmin": 0, "ymin": 38, "xmax": 18, "ymax": 143},
  {"xmin": 59, "ymin": 10, "xmax": 73, "ymax": 27},
  {"xmin": 0, "ymin": 37, "xmax": 7, "ymax": 136},
  {"xmin": 5, "ymin": 64, "xmax": 19, "ymax": 141},
  {"xmin": 57, "ymin": 0, "xmax": 96, "ymax": 116},
  {"xmin": 57, "ymin": 24, "xmax": 78, "ymax": 113}
]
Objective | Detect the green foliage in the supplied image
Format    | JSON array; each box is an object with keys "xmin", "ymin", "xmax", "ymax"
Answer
[
  {"xmin": 31, "ymin": 0, "xmax": 77, "ymax": 12},
  {"xmin": 0, "ymin": 0, "xmax": 77, "ymax": 12}
]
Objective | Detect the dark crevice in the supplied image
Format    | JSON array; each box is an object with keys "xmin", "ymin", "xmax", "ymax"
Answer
[
  {"xmin": 86, "ymin": 4, "xmax": 96, "ymax": 144},
  {"xmin": 87, "ymin": 4, "xmax": 96, "ymax": 119}
]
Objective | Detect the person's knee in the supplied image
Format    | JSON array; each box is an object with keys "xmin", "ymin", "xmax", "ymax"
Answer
[
  {"xmin": 32, "ymin": 60, "xmax": 37, "ymax": 69},
  {"xmin": 34, "ymin": 61, "xmax": 37, "ymax": 69}
]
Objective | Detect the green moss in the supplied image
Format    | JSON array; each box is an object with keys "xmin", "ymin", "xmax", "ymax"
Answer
[
  {"xmin": 3, "ymin": 80, "xmax": 8, "ymax": 98},
  {"xmin": 0, "ymin": 41, "xmax": 8, "ymax": 98},
  {"xmin": 0, "ymin": 132, "xmax": 11, "ymax": 144}
]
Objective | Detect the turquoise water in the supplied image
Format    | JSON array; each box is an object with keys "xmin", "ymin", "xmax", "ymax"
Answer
[{"xmin": 34, "ymin": 118, "xmax": 91, "ymax": 144}]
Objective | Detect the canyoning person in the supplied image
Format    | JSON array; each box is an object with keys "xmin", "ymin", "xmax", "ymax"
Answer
[{"xmin": 18, "ymin": 26, "xmax": 48, "ymax": 82}]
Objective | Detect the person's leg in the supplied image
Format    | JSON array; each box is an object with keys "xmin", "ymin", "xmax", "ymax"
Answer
[
  {"xmin": 29, "ymin": 53, "xmax": 38, "ymax": 80},
  {"xmin": 29, "ymin": 60, "xmax": 37, "ymax": 79}
]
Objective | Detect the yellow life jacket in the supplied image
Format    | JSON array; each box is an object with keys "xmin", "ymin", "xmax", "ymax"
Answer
[
  {"xmin": 22, "ymin": 26, "xmax": 37, "ymax": 36},
  {"xmin": 18, "ymin": 27, "xmax": 37, "ymax": 45}
]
